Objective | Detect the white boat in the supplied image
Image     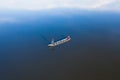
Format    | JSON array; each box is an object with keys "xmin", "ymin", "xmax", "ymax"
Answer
[{"xmin": 48, "ymin": 36, "xmax": 71, "ymax": 47}]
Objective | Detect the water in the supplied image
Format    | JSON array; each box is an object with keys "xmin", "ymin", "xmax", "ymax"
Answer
[{"xmin": 0, "ymin": 10, "xmax": 120, "ymax": 80}]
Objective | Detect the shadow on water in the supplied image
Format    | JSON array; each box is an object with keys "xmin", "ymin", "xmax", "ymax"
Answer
[{"xmin": 39, "ymin": 34, "xmax": 49, "ymax": 44}]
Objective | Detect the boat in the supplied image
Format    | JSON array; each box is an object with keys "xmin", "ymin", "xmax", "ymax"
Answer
[{"xmin": 48, "ymin": 36, "xmax": 71, "ymax": 47}]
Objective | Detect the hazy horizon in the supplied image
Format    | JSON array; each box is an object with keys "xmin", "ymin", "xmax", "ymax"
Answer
[{"xmin": 0, "ymin": 0, "xmax": 120, "ymax": 80}]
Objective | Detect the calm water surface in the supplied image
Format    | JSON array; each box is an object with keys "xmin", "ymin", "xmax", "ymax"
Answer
[{"xmin": 0, "ymin": 11, "xmax": 120, "ymax": 80}]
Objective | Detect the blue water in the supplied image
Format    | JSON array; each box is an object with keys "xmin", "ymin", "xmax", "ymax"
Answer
[{"xmin": 0, "ymin": 10, "xmax": 120, "ymax": 80}]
